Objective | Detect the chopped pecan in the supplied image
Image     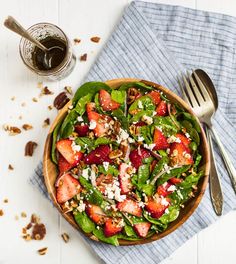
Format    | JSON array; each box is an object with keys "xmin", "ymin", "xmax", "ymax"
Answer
[
  {"xmin": 8, "ymin": 164, "xmax": 14, "ymax": 170},
  {"xmin": 32, "ymin": 97, "xmax": 38, "ymax": 102},
  {"xmin": 80, "ymin": 53, "xmax": 87, "ymax": 61},
  {"xmin": 22, "ymin": 124, "xmax": 33, "ymax": 130},
  {"xmin": 23, "ymin": 234, "xmax": 31, "ymax": 241},
  {"xmin": 3, "ymin": 125, "xmax": 21, "ymax": 136},
  {"xmin": 109, "ymin": 149, "xmax": 123, "ymax": 159},
  {"xmin": 21, "ymin": 212, "xmax": 27, "ymax": 218},
  {"xmin": 127, "ymin": 88, "xmax": 139, "ymax": 105},
  {"xmin": 90, "ymin": 36, "xmax": 101, "ymax": 43},
  {"xmin": 41, "ymin": 86, "xmax": 53, "ymax": 95},
  {"xmin": 64, "ymin": 86, "xmax": 73, "ymax": 95},
  {"xmin": 53, "ymin": 92, "xmax": 70, "ymax": 110},
  {"xmin": 43, "ymin": 118, "xmax": 50, "ymax": 127},
  {"xmin": 11, "ymin": 96, "xmax": 16, "ymax": 101},
  {"xmin": 38, "ymin": 247, "xmax": 48, "ymax": 255},
  {"xmin": 0, "ymin": 209, "xmax": 3, "ymax": 216},
  {"xmin": 25, "ymin": 141, "xmax": 38, "ymax": 156},
  {"xmin": 3, "ymin": 198, "xmax": 8, "ymax": 203},
  {"xmin": 26, "ymin": 222, "xmax": 32, "ymax": 230},
  {"xmin": 31, "ymin": 213, "xmax": 40, "ymax": 224},
  {"xmin": 61, "ymin": 233, "xmax": 70, "ymax": 243},
  {"xmin": 32, "ymin": 223, "xmax": 46, "ymax": 240},
  {"xmin": 74, "ymin": 38, "xmax": 81, "ymax": 44}
]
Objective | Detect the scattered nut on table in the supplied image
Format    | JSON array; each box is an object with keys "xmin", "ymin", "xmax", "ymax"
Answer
[{"xmin": 25, "ymin": 141, "xmax": 38, "ymax": 156}]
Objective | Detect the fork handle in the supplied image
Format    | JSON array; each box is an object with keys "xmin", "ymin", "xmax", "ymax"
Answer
[
  {"xmin": 209, "ymin": 126, "xmax": 236, "ymax": 194},
  {"xmin": 206, "ymin": 127, "xmax": 223, "ymax": 215}
]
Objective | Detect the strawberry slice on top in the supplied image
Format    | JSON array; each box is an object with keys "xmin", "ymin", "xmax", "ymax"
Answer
[
  {"xmin": 99, "ymin": 89, "xmax": 120, "ymax": 111},
  {"xmin": 175, "ymin": 133, "xmax": 191, "ymax": 148},
  {"xmin": 147, "ymin": 90, "xmax": 161, "ymax": 105},
  {"xmin": 56, "ymin": 173, "xmax": 81, "ymax": 204},
  {"xmin": 74, "ymin": 124, "xmax": 89, "ymax": 137},
  {"xmin": 84, "ymin": 144, "xmax": 111, "ymax": 165},
  {"xmin": 133, "ymin": 222, "xmax": 151, "ymax": 238},
  {"xmin": 117, "ymin": 198, "xmax": 142, "ymax": 217},
  {"xmin": 129, "ymin": 148, "xmax": 151, "ymax": 169},
  {"xmin": 118, "ymin": 163, "xmax": 133, "ymax": 194},
  {"xmin": 169, "ymin": 142, "xmax": 193, "ymax": 166},
  {"xmin": 56, "ymin": 139, "xmax": 83, "ymax": 165},
  {"xmin": 156, "ymin": 100, "xmax": 167, "ymax": 116},
  {"xmin": 104, "ymin": 218, "xmax": 123, "ymax": 237},
  {"xmin": 153, "ymin": 128, "xmax": 169, "ymax": 150},
  {"xmin": 145, "ymin": 195, "xmax": 170, "ymax": 219},
  {"xmin": 58, "ymin": 154, "xmax": 75, "ymax": 173}
]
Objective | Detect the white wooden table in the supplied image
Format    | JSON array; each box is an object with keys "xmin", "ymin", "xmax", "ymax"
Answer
[{"xmin": 0, "ymin": 0, "xmax": 235, "ymax": 263}]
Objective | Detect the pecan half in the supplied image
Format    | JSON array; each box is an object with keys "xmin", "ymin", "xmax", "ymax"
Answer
[
  {"xmin": 127, "ymin": 88, "xmax": 139, "ymax": 105},
  {"xmin": 43, "ymin": 118, "xmax": 50, "ymax": 127},
  {"xmin": 8, "ymin": 164, "xmax": 14, "ymax": 170},
  {"xmin": 22, "ymin": 124, "xmax": 33, "ymax": 130},
  {"xmin": 61, "ymin": 233, "xmax": 70, "ymax": 243},
  {"xmin": 90, "ymin": 36, "xmax": 101, "ymax": 43},
  {"xmin": 41, "ymin": 86, "xmax": 53, "ymax": 95},
  {"xmin": 25, "ymin": 141, "xmax": 38, "ymax": 156},
  {"xmin": 3, "ymin": 125, "xmax": 21, "ymax": 135},
  {"xmin": 74, "ymin": 38, "xmax": 81, "ymax": 44},
  {"xmin": 38, "ymin": 247, "xmax": 48, "ymax": 255},
  {"xmin": 53, "ymin": 92, "xmax": 70, "ymax": 110}
]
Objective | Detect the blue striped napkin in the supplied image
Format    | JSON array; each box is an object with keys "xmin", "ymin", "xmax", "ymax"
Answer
[{"xmin": 31, "ymin": 1, "xmax": 236, "ymax": 263}]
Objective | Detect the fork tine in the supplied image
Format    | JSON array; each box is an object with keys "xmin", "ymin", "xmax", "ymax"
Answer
[
  {"xmin": 177, "ymin": 76, "xmax": 191, "ymax": 105},
  {"xmin": 192, "ymin": 71, "xmax": 212, "ymax": 101},
  {"xmin": 187, "ymin": 71, "xmax": 205, "ymax": 105},
  {"xmin": 182, "ymin": 73, "xmax": 199, "ymax": 108}
]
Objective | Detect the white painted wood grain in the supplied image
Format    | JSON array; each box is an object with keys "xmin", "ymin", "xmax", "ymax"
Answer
[{"xmin": 0, "ymin": 0, "xmax": 235, "ymax": 264}]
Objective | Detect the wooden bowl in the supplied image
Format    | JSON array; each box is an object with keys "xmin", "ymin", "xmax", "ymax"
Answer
[{"xmin": 43, "ymin": 78, "xmax": 210, "ymax": 246}]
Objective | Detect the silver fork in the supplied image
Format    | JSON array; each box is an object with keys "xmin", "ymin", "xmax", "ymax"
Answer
[{"xmin": 178, "ymin": 71, "xmax": 225, "ymax": 215}]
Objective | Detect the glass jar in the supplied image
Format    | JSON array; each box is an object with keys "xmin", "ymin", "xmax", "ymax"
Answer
[{"xmin": 19, "ymin": 22, "xmax": 76, "ymax": 81}]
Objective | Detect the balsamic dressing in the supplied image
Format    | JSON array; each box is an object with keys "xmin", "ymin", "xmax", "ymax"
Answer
[{"xmin": 32, "ymin": 37, "xmax": 67, "ymax": 71}]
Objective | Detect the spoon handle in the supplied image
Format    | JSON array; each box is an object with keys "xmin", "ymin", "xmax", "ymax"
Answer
[
  {"xmin": 206, "ymin": 127, "xmax": 223, "ymax": 215},
  {"xmin": 210, "ymin": 126, "xmax": 236, "ymax": 194},
  {"xmin": 4, "ymin": 16, "xmax": 48, "ymax": 53}
]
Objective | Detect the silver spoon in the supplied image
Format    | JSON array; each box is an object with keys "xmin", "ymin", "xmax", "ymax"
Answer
[
  {"xmin": 4, "ymin": 16, "xmax": 63, "ymax": 70},
  {"xmin": 195, "ymin": 69, "xmax": 236, "ymax": 193}
]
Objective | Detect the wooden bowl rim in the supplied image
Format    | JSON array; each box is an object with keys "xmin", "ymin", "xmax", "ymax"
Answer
[{"xmin": 43, "ymin": 78, "xmax": 210, "ymax": 246}]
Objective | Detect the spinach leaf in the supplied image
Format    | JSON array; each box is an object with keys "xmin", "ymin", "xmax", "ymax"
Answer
[
  {"xmin": 94, "ymin": 137, "xmax": 112, "ymax": 147},
  {"xmin": 139, "ymin": 125, "xmax": 154, "ymax": 144},
  {"xmin": 60, "ymin": 109, "xmax": 78, "ymax": 138},
  {"xmin": 130, "ymin": 110, "xmax": 154, "ymax": 123},
  {"xmin": 111, "ymin": 90, "xmax": 126, "ymax": 104},
  {"xmin": 93, "ymin": 228, "xmax": 119, "ymax": 246},
  {"xmin": 74, "ymin": 93, "xmax": 93, "ymax": 116},
  {"xmin": 129, "ymin": 96, "xmax": 155, "ymax": 114},
  {"xmin": 153, "ymin": 116, "xmax": 179, "ymax": 136},
  {"xmin": 124, "ymin": 225, "xmax": 139, "ymax": 238},
  {"xmin": 150, "ymin": 156, "xmax": 169, "ymax": 182},
  {"xmin": 179, "ymin": 170, "xmax": 203, "ymax": 189},
  {"xmin": 138, "ymin": 164, "xmax": 150, "ymax": 185},
  {"xmin": 178, "ymin": 112, "xmax": 201, "ymax": 133},
  {"xmin": 79, "ymin": 177, "xmax": 103, "ymax": 205},
  {"xmin": 98, "ymin": 165, "xmax": 119, "ymax": 177},
  {"xmin": 72, "ymin": 82, "xmax": 111, "ymax": 106},
  {"xmin": 193, "ymin": 153, "xmax": 202, "ymax": 171},
  {"xmin": 51, "ymin": 120, "xmax": 63, "ymax": 164},
  {"xmin": 158, "ymin": 206, "xmax": 180, "ymax": 224},
  {"xmin": 75, "ymin": 137, "xmax": 94, "ymax": 152},
  {"xmin": 141, "ymin": 184, "xmax": 155, "ymax": 196},
  {"xmin": 157, "ymin": 165, "xmax": 191, "ymax": 185},
  {"xmin": 112, "ymin": 109, "xmax": 129, "ymax": 130},
  {"xmin": 119, "ymin": 82, "xmax": 153, "ymax": 92},
  {"xmin": 74, "ymin": 211, "xmax": 95, "ymax": 233}
]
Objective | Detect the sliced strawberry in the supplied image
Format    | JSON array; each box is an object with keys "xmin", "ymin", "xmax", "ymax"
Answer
[
  {"xmin": 169, "ymin": 177, "xmax": 183, "ymax": 184},
  {"xmin": 147, "ymin": 91, "xmax": 161, "ymax": 105},
  {"xmin": 129, "ymin": 148, "xmax": 151, "ymax": 169},
  {"xmin": 134, "ymin": 121, "xmax": 146, "ymax": 127},
  {"xmin": 84, "ymin": 145, "xmax": 111, "ymax": 165},
  {"xmin": 145, "ymin": 196, "xmax": 170, "ymax": 219},
  {"xmin": 87, "ymin": 110, "xmax": 111, "ymax": 137},
  {"xmin": 99, "ymin": 89, "xmax": 120, "ymax": 111},
  {"xmin": 156, "ymin": 182, "xmax": 176, "ymax": 197},
  {"xmin": 96, "ymin": 174, "xmax": 114, "ymax": 194},
  {"xmin": 58, "ymin": 154, "xmax": 75, "ymax": 173},
  {"xmin": 74, "ymin": 124, "xmax": 89, "ymax": 137},
  {"xmin": 86, "ymin": 204, "xmax": 107, "ymax": 225},
  {"xmin": 56, "ymin": 173, "xmax": 81, "ymax": 204},
  {"xmin": 119, "ymin": 163, "xmax": 133, "ymax": 194},
  {"xmin": 169, "ymin": 142, "xmax": 193, "ymax": 166},
  {"xmin": 156, "ymin": 100, "xmax": 167, "ymax": 116},
  {"xmin": 175, "ymin": 133, "xmax": 191, "ymax": 148},
  {"xmin": 133, "ymin": 222, "xmax": 151, "ymax": 238},
  {"xmin": 104, "ymin": 218, "xmax": 123, "ymax": 237},
  {"xmin": 153, "ymin": 128, "xmax": 169, "ymax": 150},
  {"xmin": 56, "ymin": 139, "xmax": 83, "ymax": 165},
  {"xmin": 117, "ymin": 199, "xmax": 142, "ymax": 217},
  {"xmin": 86, "ymin": 102, "xmax": 96, "ymax": 113}
]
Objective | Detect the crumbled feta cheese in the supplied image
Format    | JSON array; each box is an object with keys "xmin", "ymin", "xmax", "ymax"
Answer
[
  {"xmin": 96, "ymin": 226, "xmax": 100, "ymax": 230},
  {"xmin": 68, "ymin": 105, "xmax": 73, "ymax": 109},
  {"xmin": 184, "ymin": 153, "xmax": 191, "ymax": 159},
  {"xmin": 143, "ymin": 143, "xmax": 156, "ymax": 151},
  {"xmin": 71, "ymin": 141, "xmax": 81, "ymax": 152},
  {"xmin": 90, "ymin": 169, "xmax": 96, "ymax": 187},
  {"xmin": 161, "ymin": 197, "xmax": 169, "ymax": 206},
  {"xmin": 164, "ymin": 163, "xmax": 171, "ymax": 174},
  {"xmin": 116, "ymin": 128, "xmax": 129, "ymax": 143},
  {"xmin": 152, "ymin": 111, "xmax": 157, "ymax": 116},
  {"xmin": 77, "ymin": 116, "xmax": 83, "ymax": 122},
  {"xmin": 77, "ymin": 200, "xmax": 86, "ymax": 212},
  {"xmin": 164, "ymin": 208, "xmax": 169, "ymax": 214},
  {"xmin": 167, "ymin": 135, "xmax": 181, "ymax": 144},
  {"xmin": 89, "ymin": 120, "xmax": 97, "ymax": 129},
  {"xmin": 82, "ymin": 168, "xmax": 90, "ymax": 180},
  {"xmin": 167, "ymin": 185, "xmax": 177, "ymax": 192},
  {"xmin": 103, "ymin": 161, "xmax": 109, "ymax": 171},
  {"xmin": 137, "ymin": 136, "xmax": 144, "ymax": 142},
  {"xmin": 142, "ymin": 115, "xmax": 153, "ymax": 125},
  {"xmin": 185, "ymin": 132, "xmax": 191, "ymax": 139},
  {"xmin": 104, "ymin": 123, "xmax": 109, "ymax": 128},
  {"xmin": 156, "ymin": 126, "xmax": 162, "ymax": 132},
  {"xmin": 104, "ymin": 180, "xmax": 126, "ymax": 202},
  {"xmin": 166, "ymin": 148, "xmax": 170, "ymax": 154},
  {"xmin": 138, "ymin": 100, "xmax": 143, "ymax": 109},
  {"xmin": 128, "ymin": 137, "xmax": 135, "ymax": 143},
  {"xmin": 138, "ymin": 201, "xmax": 145, "ymax": 208}
]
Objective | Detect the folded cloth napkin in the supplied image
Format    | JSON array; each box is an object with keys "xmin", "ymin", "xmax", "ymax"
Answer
[{"xmin": 31, "ymin": 1, "xmax": 236, "ymax": 263}]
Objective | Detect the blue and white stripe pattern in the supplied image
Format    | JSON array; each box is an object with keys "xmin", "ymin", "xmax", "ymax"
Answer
[{"xmin": 31, "ymin": 1, "xmax": 236, "ymax": 263}]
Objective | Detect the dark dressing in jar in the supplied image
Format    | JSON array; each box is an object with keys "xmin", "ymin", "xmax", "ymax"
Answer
[{"xmin": 32, "ymin": 37, "xmax": 67, "ymax": 71}]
